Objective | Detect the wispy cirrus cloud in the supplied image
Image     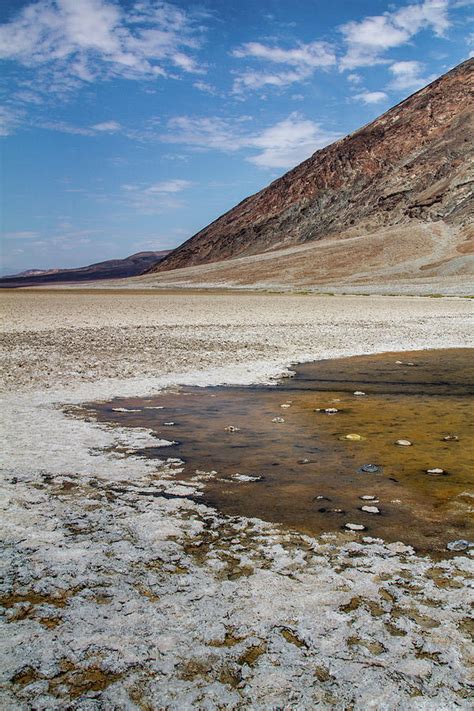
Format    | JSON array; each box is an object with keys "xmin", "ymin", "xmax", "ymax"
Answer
[
  {"xmin": 231, "ymin": 40, "xmax": 336, "ymax": 94},
  {"xmin": 161, "ymin": 112, "xmax": 340, "ymax": 169},
  {"xmin": 120, "ymin": 178, "xmax": 193, "ymax": 214},
  {"xmin": 34, "ymin": 118, "xmax": 124, "ymax": 135},
  {"xmin": 340, "ymin": 0, "xmax": 450, "ymax": 70},
  {"xmin": 0, "ymin": 0, "xmax": 207, "ymax": 98},
  {"xmin": 0, "ymin": 105, "xmax": 25, "ymax": 136}
]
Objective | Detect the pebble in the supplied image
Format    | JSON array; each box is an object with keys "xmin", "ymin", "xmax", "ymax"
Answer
[
  {"xmin": 353, "ymin": 391, "xmax": 366, "ymax": 396},
  {"xmin": 163, "ymin": 422, "xmax": 175, "ymax": 426},
  {"xmin": 442, "ymin": 434, "xmax": 459, "ymax": 441},
  {"xmin": 360, "ymin": 464, "xmax": 380, "ymax": 473},
  {"xmin": 360, "ymin": 495, "xmax": 377, "ymax": 501},
  {"xmin": 426, "ymin": 468, "xmax": 445, "ymax": 476},
  {"xmin": 344, "ymin": 433, "xmax": 364, "ymax": 441},
  {"xmin": 272, "ymin": 417, "xmax": 285, "ymax": 423},
  {"xmin": 324, "ymin": 408, "xmax": 339, "ymax": 414},
  {"xmin": 280, "ymin": 403, "xmax": 291, "ymax": 409},
  {"xmin": 297, "ymin": 458, "xmax": 311, "ymax": 464},
  {"xmin": 314, "ymin": 495, "xmax": 329, "ymax": 501},
  {"xmin": 224, "ymin": 425, "xmax": 240, "ymax": 432},
  {"xmin": 446, "ymin": 540, "xmax": 470, "ymax": 552},
  {"xmin": 395, "ymin": 439, "xmax": 412, "ymax": 446},
  {"xmin": 345, "ymin": 523, "xmax": 366, "ymax": 531},
  {"xmin": 331, "ymin": 508, "xmax": 345, "ymax": 514},
  {"xmin": 232, "ymin": 474, "xmax": 263, "ymax": 482},
  {"xmin": 361, "ymin": 505, "xmax": 380, "ymax": 514},
  {"xmin": 395, "ymin": 360, "xmax": 403, "ymax": 364}
]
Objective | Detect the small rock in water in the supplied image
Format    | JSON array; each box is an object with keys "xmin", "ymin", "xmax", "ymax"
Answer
[
  {"xmin": 442, "ymin": 434, "xmax": 459, "ymax": 441},
  {"xmin": 324, "ymin": 408, "xmax": 339, "ymax": 414},
  {"xmin": 446, "ymin": 540, "xmax": 470, "ymax": 552},
  {"xmin": 298, "ymin": 458, "xmax": 311, "ymax": 464},
  {"xmin": 406, "ymin": 362, "xmax": 416, "ymax": 366},
  {"xmin": 426, "ymin": 467, "xmax": 445, "ymax": 476},
  {"xmin": 395, "ymin": 439, "xmax": 412, "ymax": 446},
  {"xmin": 360, "ymin": 495, "xmax": 377, "ymax": 501},
  {"xmin": 331, "ymin": 508, "xmax": 345, "ymax": 514},
  {"xmin": 280, "ymin": 403, "xmax": 291, "ymax": 409},
  {"xmin": 360, "ymin": 464, "xmax": 380, "ymax": 473},
  {"xmin": 112, "ymin": 407, "xmax": 141, "ymax": 413},
  {"xmin": 345, "ymin": 523, "xmax": 366, "ymax": 531},
  {"xmin": 163, "ymin": 422, "xmax": 175, "ymax": 426},
  {"xmin": 395, "ymin": 360, "xmax": 403, "ymax": 364},
  {"xmin": 272, "ymin": 417, "xmax": 285, "ymax": 423},
  {"xmin": 224, "ymin": 425, "xmax": 240, "ymax": 432},
  {"xmin": 314, "ymin": 495, "xmax": 330, "ymax": 501},
  {"xmin": 361, "ymin": 505, "xmax": 380, "ymax": 514},
  {"xmin": 353, "ymin": 391, "xmax": 366, "ymax": 396},
  {"xmin": 232, "ymin": 473, "xmax": 263, "ymax": 483},
  {"xmin": 344, "ymin": 433, "xmax": 364, "ymax": 441}
]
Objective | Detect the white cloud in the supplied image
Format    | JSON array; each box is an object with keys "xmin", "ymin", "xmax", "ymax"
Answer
[
  {"xmin": 340, "ymin": 0, "xmax": 450, "ymax": 70},
  {"xmin": 232, "ymin": 40, "xmax": 336, "ymax": 68},
  {"xmin": 389, "ymin": 60, "xmax": 436, "ymax": 90},
  {"xmin": 91, "ymin": 120, "xmax": 121, "ymax": 132},
  {"xmin": 347, "ymin": 73, "xmax": 362, "ymax": 84},
  {"xmin": 36, "ymin": 120, "xmax": 95, "ymax": 135},
  {"xmin": 162, "ymin": 112, "xmax": 340, "ymax": 170},
  {"xmin": 354, "ymin": 90, "xmax": 389, "ymax": 104},
  {"xmin": 0, "ymin": 0, "xmax": 206, "ymax": 98},
  {"xmin": 248, "ymin": 113, "xmax": 339, "ymax": 168},
  {"xmin": 193, "ymin": 80, "xmax": 217, "ymax": 94},
  {"xmin": 231, "ymin": 40, "xmax": 336, "ymax": 94}
]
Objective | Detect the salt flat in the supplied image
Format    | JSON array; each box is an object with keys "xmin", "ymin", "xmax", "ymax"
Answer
[{"xmin": 1, "ymin": 290, "xmax": 473, "ymax": 709}]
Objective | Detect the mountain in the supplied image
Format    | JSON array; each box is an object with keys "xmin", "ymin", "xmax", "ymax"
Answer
[
  {"xmin": 151, "ymin": 59, "xmax": 473, "ymax": 278},
  {"xmin": 0, "ymin": 251, "xmax": 171, "ymax": 288}
]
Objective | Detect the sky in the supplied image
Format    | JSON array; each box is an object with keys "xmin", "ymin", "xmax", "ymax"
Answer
[{"xmin": 0, "ymin": 0, "xmax": 472, "ymax": 275}]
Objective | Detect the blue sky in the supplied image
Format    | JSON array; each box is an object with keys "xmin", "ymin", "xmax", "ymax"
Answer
[{"xmin": 0, "ymin": 0, "xmax": 472, "ymax": 274}]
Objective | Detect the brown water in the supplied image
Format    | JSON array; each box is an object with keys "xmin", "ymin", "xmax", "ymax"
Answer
[{"xmin": 82, "ymin": 349, "xmax": 473, "ymax": 553}]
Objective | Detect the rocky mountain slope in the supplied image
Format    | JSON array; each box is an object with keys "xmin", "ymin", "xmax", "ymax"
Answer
[
  {"xmin": 0, "ymin": 251, "xmax": 170, "ymax": 288},
  {"xmin": 152, "ymin": 59, "xmax": 473, "ymax": 274}
]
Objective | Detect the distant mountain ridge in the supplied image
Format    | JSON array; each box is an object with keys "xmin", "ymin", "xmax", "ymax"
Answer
[
  {"xmin": 0, "ymin": 251, "xmax": 171, "ymax": 288},
  {"xmin": 151, "ymin": 59, "xmax": 473, "ymax": 274}
]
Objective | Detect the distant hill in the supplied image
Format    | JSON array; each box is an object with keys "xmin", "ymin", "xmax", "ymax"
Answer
[
  {"xmin": 0, "ymin": 251, "xmax": 171, "ymax": 288},
  {"xmin": 150, "ymin": 59, "xmax": 473, "ymax": 280}
]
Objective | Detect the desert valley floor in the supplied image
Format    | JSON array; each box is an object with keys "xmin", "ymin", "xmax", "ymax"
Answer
[{"xmin": 1, "ymin": 289, "xmax": 473, "ymax": 709}]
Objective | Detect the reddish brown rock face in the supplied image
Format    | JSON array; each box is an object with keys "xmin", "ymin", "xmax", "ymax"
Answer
[{"xmin": 153, "ymin": 59, "xmax": 473, "ymax": 273}]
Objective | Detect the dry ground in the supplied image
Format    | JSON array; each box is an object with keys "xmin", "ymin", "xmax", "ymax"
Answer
[{"xmin": 102, "ymin": 223, "xmax": 474, "ymax": 295}]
